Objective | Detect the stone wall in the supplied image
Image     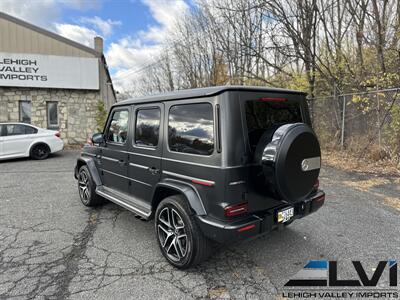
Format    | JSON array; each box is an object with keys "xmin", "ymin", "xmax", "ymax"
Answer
[{"xmin": 0, "ymin": 87, "xmax": 102, "ymax": 144}]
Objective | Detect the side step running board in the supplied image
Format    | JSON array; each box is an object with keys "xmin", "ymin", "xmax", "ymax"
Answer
[{"xmin": 96, "ymin": 187, "xmax": 152, "ymax": 220}]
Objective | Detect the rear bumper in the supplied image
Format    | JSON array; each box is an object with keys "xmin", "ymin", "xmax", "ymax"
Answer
[
  {"xmin": 196, "ymin": 191, "xmax": 325, "ymax": 243},
  {"xmin": 50, "ymin": 139, "xmax": 64, "ymax": 153}
]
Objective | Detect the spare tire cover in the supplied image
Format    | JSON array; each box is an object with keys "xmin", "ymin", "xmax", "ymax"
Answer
[{"xmin": 254, "ymin": 123, "xmax": 321, "ymax": 203}]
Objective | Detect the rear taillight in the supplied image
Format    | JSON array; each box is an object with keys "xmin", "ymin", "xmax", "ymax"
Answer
[
  {"xmin": 313, "ymin": 179, "xmax": 319, "ymax": 190},
  {"xmin": 258, "ymin": 97, "xmax": 287, "ymax": 102},
  {"xmin": 224, "ymin": 202, "xmax": 248, "ymax": 217},
  {"xmin": 55, "ymin": 132, "xmax": 61, "ymax": 138}
]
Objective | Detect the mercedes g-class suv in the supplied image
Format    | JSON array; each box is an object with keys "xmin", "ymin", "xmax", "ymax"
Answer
[{"xmin": 74, "ymin": 86, "xmax": 325, "ymax": 268}]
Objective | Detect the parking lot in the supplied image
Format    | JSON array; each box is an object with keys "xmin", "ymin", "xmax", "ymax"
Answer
[{"xmin": 0, "ymin": 150, "xmax": 399, "ymax": 300}]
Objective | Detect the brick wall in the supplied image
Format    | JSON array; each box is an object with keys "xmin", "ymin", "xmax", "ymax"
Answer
[{"xmin": 0, "ymin": 87, "xmax": 102, "ymax": 144}]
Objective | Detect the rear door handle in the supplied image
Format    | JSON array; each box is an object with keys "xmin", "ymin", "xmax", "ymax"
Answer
[
  {"xmin": 118, "ymin": 159, "xmax": 125, "ymax": 165},
  {"xmin": 148, "ymin": 167, "xmax": 159, "ymax": 175}
]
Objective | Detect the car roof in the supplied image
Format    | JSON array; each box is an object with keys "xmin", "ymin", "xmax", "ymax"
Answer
[
  {"xmin": 114, "ymin": 85, "xmax": 306, "ymax": 107},
  {"xmin": 0, "ymin": 122, "xmax": 39, "ymax": 129}
]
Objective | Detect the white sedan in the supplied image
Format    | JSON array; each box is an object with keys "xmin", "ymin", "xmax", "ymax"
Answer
[{"xmin": 0, "ymin": 123, "xmax": 64, "ymax": 160}]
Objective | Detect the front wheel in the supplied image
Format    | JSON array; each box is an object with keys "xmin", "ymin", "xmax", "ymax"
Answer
[
  {"xmin": 155, "ymin": 195, "xmax": 212, "ymax": 269},
  {"xmin": 77, "ymin": 165, "xmax": 104, "ymax": 206}
]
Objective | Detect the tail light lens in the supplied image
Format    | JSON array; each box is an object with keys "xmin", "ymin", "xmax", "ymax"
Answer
[
  {"xmin": 55, "ymin": 131, "xmax": 61, "ymax": 138},
  {"xmin": 224, "ymin": 202, "xmax": 248, "ymax": 217}
]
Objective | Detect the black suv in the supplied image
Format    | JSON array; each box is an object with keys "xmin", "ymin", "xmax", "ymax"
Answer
[{"xmin": 74, "ymin": 86, "xmax": 325, "ymax": 268}]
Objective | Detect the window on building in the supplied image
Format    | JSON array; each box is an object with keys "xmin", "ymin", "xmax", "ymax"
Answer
[
  {"xmin": 47, "ymin": 102, "xmax": 59, "ymax": 129},
  {"xmin": 106, "ymin": 109, "xmax": 129, "ymax": 144},
  {"xmin": 19, "ymin": 101, "xmax": 32, "ymax": 124},
  {"xmin": 135, "ymin": 108, "xmax": 161, "ymax": 147},
  {"xmin": 168, "ymin": 103, "xmax": 214, "ymax": 155}
]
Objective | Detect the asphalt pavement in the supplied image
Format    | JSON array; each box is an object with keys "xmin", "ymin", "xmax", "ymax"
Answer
[{"xmin": 0, "ymin": 150, "xmax": 399, "ymax": 299}]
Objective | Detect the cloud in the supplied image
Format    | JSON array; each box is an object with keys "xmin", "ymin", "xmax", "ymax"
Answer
[
  {"xmin": 106, "ymin": 0, "xmax": 189, "ymax": 91},
  {"xmin": 0, "ymin": 0, "xmax": 107, "ymax": 48},
  {"xmin": 52, "ymin": 16, "xmax": 121, "ymax": 47},
  {"xmin": 0, "ymin": 0, "xmax": 60, "ymax": 27},
  {"xmin": 0, "ymin": 0, "xmax": 99, "ymax": 27},
  {"xmin": 140, "ymin": 0, "xmax": 189, "ymax": 42},
  {"xmin": 53, "ymin": 23, "xmax": 98, "ymax": 47},
  {"xmin": 80, "ymin": 16, "xmax": 121, "ymax": 37},
  {"xmin": 58, "ymin": 0, "xmax": 100, "ymax": 10}
]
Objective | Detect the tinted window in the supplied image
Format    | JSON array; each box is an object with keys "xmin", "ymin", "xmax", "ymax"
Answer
[
  {"xmin": 47, "ymin": 102, "xmax": 59, "ymax": 128},
  {"xmin": 135, "ymin": 108, "xmax": 160, "ymax": 147},
  {"xmin": 245, "ymin": 100, "xmax": 302, "ymax": 150},
  {"xmin": 5, "ymin": 124, "xmax": 37, "ymax": 136},
  {"xmin": 19, "ymin": 101, "xmax": 31, "ymax": 123},
  {"xmin": 25, "ymin": 126, "xmax": 38, "ymax": 134},
  {"xmin": 168, "ymin": 103, "xmax": 214, "ymax": 155},
  {"xmin": 106, "ymin": 110, "xmax": 129, "ymax": 143}
]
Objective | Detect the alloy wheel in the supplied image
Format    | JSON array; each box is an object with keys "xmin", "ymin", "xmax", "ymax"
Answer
[
  {"xmin": 33, "ymin": 145, "xmax": 48, "ymax": 159},
  {"xmin": 157, "ymin": 207, "xmax": 188, "ymax": 262},
  {"xmin": 78, "ymin": 170, "xmax": 90, "ymax": 202}
]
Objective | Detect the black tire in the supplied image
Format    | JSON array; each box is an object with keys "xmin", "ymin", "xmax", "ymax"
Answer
[
  {"xmin": 30, "ymin": 143, "xmax": 50, "ymax": 160},
  {"xmin": 155, "ymin": 195, "xmax": 212, "ymax": 269},
  {"xmin": 77, "ymin": 165, "xmax": 104, "ymax": 206}
]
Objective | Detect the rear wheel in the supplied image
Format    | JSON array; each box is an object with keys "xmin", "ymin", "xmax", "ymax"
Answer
[
  {"xmin": 30, "ymin": 144, "xmax": 50, "ymax": 160},
  {"xmin": 77, "ymin": 165, "xmax": 104, "ymax": 206},
  {"xmin": 155, "ymin": 195, "xmax": 212, "ymax": 269}
]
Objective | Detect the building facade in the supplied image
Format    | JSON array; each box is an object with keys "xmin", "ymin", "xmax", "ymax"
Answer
[{"xmin": 0, "ymin": 12, "xmax": 116, "ymax": 144}]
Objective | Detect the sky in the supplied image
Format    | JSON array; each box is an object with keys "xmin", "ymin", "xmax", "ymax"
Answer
[{"xmin": 0, "ymin": 0, "xmax": 190, "ymax": 92}]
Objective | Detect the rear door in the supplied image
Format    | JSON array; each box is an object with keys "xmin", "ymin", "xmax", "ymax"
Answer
[
  {"xmin": 2, "ymin": 124, "xmax": 38, "ymax": 157},
  {"xmin": 127, "ymin": 103, "xmax": 163, "ymax": 203},
  {"xmin": 100, "ymin": 107, "xmax": 130, "ymax": 194}
]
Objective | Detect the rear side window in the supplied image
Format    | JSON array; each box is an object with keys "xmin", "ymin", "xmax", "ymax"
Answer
[
  {"xmin": 135, "ymin": 108, "xmax": 161, "ymax": 147},
  {"xmin": 24, "ymin": 126, "xmax": 38, "ymax": 134},
  {"xmin": 106, "ymin": 110, "xmax": 129, "ymax": 144},
  {"xmin": 168, "ymin": 103, "xmax": 214, "ymax": 155},
  {"xmin": 3, "ymin": 124, "xmax": 38, "ymax": 136},
  {"xmin": 245, "ymin": 99, "xmax": 302, "ymax": 150}
]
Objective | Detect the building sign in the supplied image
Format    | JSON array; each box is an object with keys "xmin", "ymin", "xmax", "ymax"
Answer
[{"xmin": 0, "ymin": 52, "xmax": 99, "ymax": 90}]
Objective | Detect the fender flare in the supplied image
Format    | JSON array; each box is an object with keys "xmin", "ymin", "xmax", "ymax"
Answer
[
  {"xmin": 153, "ymin": 179, "xmax": 207, "ymax": 216},
  {"xmin": 74, "ymin": 156, "xmax": 102, "ymax": 187}
]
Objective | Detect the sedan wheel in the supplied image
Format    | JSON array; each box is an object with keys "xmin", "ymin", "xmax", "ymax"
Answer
[{"xmin": 31, "ymin": 144, "xmax": 50, "ymax": 160}]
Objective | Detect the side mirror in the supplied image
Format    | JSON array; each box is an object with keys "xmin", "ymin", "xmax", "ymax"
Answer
[{"xmin": 91, "ymin": 132, "xmax": 104, "ymax": 145}]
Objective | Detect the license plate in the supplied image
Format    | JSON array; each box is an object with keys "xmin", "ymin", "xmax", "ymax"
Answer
[{"xmin": 277, "ymin": 207, "xmax": 294, "ymax": 223}]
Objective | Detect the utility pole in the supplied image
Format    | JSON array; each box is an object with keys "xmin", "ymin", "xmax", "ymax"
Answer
[
  {"xmin": 339, "ymin": 83, "xmax": 346, "ymax": 150},
  {"xmin": 376, "ymin": 84, "xmax": 381, "ymax": 150}
]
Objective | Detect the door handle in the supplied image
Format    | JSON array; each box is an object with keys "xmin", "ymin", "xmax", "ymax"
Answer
[
  {"xmin": 148, "ymin": 167, "xmax": 159, "ymax": 175},
  {"xmin": 118, "ymin": 159, "xmax": 125, "ymax": 165}
]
